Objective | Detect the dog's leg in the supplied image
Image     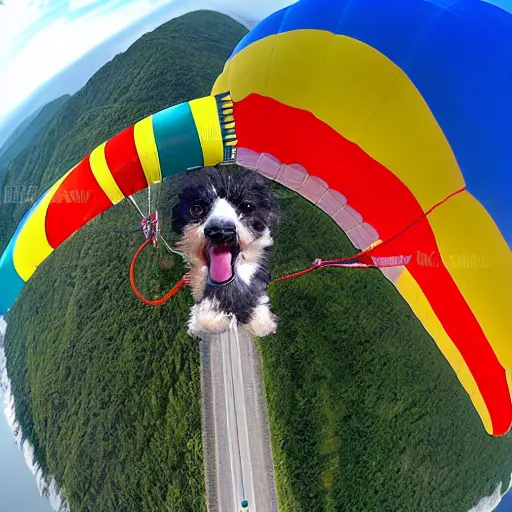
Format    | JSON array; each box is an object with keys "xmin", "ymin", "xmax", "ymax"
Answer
[
  {"xmin": 187, "ymin": 298, "xmax": 231, "ymax": 337},
  {"xmin": 246, "ymin": 295, "xmax": 277, "ymax": 337}
]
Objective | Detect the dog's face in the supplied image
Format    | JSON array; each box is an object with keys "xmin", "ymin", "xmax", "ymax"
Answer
[{"xmin": 172, "ymin": 167, "xmax": 278, "ymax": 299}]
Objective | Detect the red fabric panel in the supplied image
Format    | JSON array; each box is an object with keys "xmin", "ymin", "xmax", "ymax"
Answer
[
  {"xmin": 235, "ymin": 93, "xmax": 511, "ymax": 435},
  {"xmin": 46, "ymin": 155, "xmax": 112, "ymax": 248},
  {"xmin": 104, "ymin": 124, "xmax": 148, "ymax": 197}
]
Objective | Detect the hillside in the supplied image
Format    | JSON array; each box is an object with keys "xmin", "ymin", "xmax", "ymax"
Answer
[
  {"xmin": 2, "ymin": 10, "xmax": 247, "ymax": 511},
  {"xmin": 2, "ymin": 8, "xmax": 512, "ymax": 512},
  {"xmin": 262, "ymin": 191, "xmax": 512, "ymax": 511},
  {"xmin": 0, "ymin": 9, "xmax": 245, "ymax": 255},
  {"xmin": 0, "ymin": 95, "xmax": 70, "ymax": 175},
  {"xmin": 0, "ymin": 106, "xmax": 41, "ymax": 156}
]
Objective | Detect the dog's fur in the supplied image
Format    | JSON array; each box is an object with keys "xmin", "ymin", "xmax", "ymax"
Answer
[{"xmin": 172, "ymin": 166, "xmax": 279, "ymax": 337}]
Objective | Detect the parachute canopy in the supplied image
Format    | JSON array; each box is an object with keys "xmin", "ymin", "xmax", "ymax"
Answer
[{"xmin": 1, "ymin": 0, "xmax": 511, "ymax": 435}]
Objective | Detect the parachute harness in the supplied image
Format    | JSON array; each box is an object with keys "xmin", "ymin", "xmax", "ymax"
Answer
[
  {"xmin": 128, "ymin": 186, "xmax": 467, "ymax": 307},
  {"xmin": 129, "ymin": 240, "xmax": 381, "ymax": 307},
  {"xmin": 128, "ymin": 186, "xmax": 188, "ymax": 306},
  {"xmin": 127, "ymin": 183, "xmax": 384, "ymax": 306},
  {"xmin": 140, "ymin": 211, "xmax": 160, "ymax": 246}
]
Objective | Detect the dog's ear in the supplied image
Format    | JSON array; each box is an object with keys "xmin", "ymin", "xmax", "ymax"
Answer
[
  {"xmin": 241, "ymin": 168, "xmax": 281, "ymax": 228},
  {"xmin": 268, "ymin": 198, "xmax": 281, "ymax": 228},
  {"xmin": 261, "ymin": 178, "xmax": 280, "ymax": 228},
  {"xmin": 171, "ymin": 201, "xmax": 186, "ymax": 234}
]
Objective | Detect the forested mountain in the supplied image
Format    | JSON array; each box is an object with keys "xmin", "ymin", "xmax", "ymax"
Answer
[
  {"xmin": 0, "ymin": 106, "xmax": 42, "ymax": 156},
  {"xmin": 2, "ymin": 11, "xmax": 247, "ymax": 511},
  {"xmin": 0, "ymin": 95, "xmax": 70, "ymax": 175},
  {"xmin": 2, "ymin": 9, "xmax": 512, "ymax": 512},
  {"xmin": 0, "ymin": 10, "xmax": 245, "ymax": 255}
]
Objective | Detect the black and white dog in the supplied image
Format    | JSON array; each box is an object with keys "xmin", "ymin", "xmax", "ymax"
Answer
[{"xmin": 172, "ymin": 166, "xmax": 279, "ymax": 337}]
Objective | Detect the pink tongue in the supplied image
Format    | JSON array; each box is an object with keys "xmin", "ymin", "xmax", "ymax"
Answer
[{"xmin": 209, "ymin": 246, "xmax": 233, "ymax": 283}]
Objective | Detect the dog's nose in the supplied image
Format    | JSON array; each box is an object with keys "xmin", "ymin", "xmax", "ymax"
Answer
[{"xmin": 204, "ymin": 222, "xmax": 237, "ymax": 243}]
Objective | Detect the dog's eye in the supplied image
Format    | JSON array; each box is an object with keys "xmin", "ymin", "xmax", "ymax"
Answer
[
  {"xmin": 240, "ymin": 201, "xmax": 255, "ymax": 213},
  {"xmin": 190, "ymin": 204, "xmax": 204, "ymax": 217}
]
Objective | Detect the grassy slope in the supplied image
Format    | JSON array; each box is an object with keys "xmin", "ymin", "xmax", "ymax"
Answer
[
  {"xmin": 0, "ymin": 10, "xmax": 246, "ymax": 255},
  {"xmin": 3, "ymin": 12, "xmax": 247, "ymax": 511},
  {"xmin": 1, "ymin": 10, "xmax": 511, "ymax": 512},
  {"xmin": 261, "ymin": 189, "xmax": 512, "ymax": 512}
]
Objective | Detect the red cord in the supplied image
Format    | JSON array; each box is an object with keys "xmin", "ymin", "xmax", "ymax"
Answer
[
  {"xmin": 273, "ymin": 186, "xmax": 467, "ymax": 283},
  {"xmin": 129, "ymin": 237, "xmax": 374, "ymax": 303},
  {"xmin": 272, "ymin": 265, "xmax": 319, "ymax": 282},
  {"xmin": 271, "ymin": 255, "xmax": 372, "ymax": 283},
  {"xmin": 130, "ymin": 241, "xmax": 375, "ymax": 303},
  {"xmin": 130, "ymin": 188, "xmax": 467, "ymax": 300},
  {"xmin": 129, "ymin": 187, "xmax": 466, "ymax": 300},
  {"xmin": 129, "ymin": 237, "xmax": 187, "ymax": 306},
  {"xmin": 272, "ymin": 258, "xmax": 325, "ymax": 283}
]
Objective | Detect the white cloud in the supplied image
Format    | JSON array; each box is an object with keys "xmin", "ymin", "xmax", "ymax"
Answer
[
  {"xmin": 69, "ymin": 0, "xmax": 100, "ymax": 10},
  {"xmin": 468, "ymin": 474, "xmax": 512, "ymax": 512},
  {"xmin": 0, "ymin": 0, "xmax": 176, "ymax": 120},
  {"xmin": 0, "ymin": 0, "xmax": 296, "ymax": 123},
  {"xmin": 0, "ymin": 0, "xmax": 43, "ymax": 53}
]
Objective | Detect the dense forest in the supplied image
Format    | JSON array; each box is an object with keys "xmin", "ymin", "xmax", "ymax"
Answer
[
  {"xmin": 0, "ymin": 10, "xmax": 246, "ymax": 255},
  {"xmin": 262, "ymin": 192, "xmax": 512, "ymax": 511},
  {"xmin": 0, "ymin": 94, "xmax": 70, "ymax": 176},
  {"xmin": 2, "ymin": 9, "xmax": 512, "ymax": 512},
  {"xmin": 2, "ymin": 11, "xmax": 247, "ymax": 511}
]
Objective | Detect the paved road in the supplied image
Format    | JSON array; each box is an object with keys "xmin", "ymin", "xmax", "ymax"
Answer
[{"xmin": 200, "ymin": 323, "xmax": 278, "ymax": 512}]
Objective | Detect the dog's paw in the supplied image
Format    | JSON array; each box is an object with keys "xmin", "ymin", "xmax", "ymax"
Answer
[
  {"xmin": 246, "ymin": 304, "xmax": 278, "ymax": 337},
  {"xmin": 187, "ymin": 300, "xmax": 231, "ymax": 337}
]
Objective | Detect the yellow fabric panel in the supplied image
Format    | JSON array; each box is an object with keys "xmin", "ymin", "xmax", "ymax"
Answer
[
  {"xmin": 90, "ymin": 142, "xmax": 125, "ymax": 205},
  {"xmin": 427, "ymin": 191, "xmax": 512, "ymax": 368},
  {"xmin": 212, "ymin": 62, "xmax": 230, "ymax": 95},
  {"xmin": 358, "ymin": 64, "xmax": 464, "ymax": 209},
  {"xmin": 213, "ymin": 31, "xmax": 465, "ymax": 211},
  {"xmin": 507, "ymin": 370, "xmax": 512, "ymax": 402},
  {"xmin": 265, "ymin": 30, "xmax": 336, "ymax": 119},
  {"xmin": 394, "ymin": 268, "xmax": 493, "ymax": 434},
  {"xmin": 212, "ymin": 35, "xmax": 276, "ymax": 102},
  {"xmin": 188, "ymin": 97, "xmax": 224, "ymax": 166},
  {"xmin": 13, "ymin": 171, "xmax": 72, "ymax": 282},
  {"xmin": 134, "ymin": 116, "xmax": 162, "ymax": 185}
]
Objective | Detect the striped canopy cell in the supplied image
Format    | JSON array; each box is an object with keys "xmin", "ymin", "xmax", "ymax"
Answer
[
  {"xmin": 0, "ymin": 0, "xmax": 510, "ymax": 436},
  {"xmin": 0, "ymin": 94, "xmax": 235, "ymax": 316},
  {"xmin": 212, "ymin": 0, "xmax": 512, "ymax": 436}
]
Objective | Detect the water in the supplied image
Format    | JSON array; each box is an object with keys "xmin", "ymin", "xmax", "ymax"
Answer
[
  {"xmin": 497, "ymin": 490, "xmax": 512, "ymax": 511},
  {"xmin": 0, "ymin": 317, "xmax": 68, "ymax": 512},
  {"xmin": 0, "ymin": 386, "xmax": 52, "ymax": 512}
]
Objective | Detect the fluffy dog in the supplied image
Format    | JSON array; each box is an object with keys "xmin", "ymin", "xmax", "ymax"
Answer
[{"xmin": 171, "ymin": 166, "xmax": 279, "ymax": 338}]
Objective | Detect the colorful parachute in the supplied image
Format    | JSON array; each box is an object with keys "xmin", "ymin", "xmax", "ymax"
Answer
[{"xmin": 0, "ymin": 0, "xmax": 511, "ymax": 435}]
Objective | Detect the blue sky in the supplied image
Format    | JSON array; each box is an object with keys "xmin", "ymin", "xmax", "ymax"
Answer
[
  {"xmin": 483, "ymin": 0, "xmax": 512, "ymax": 13},
  {"xmin": 0, "ymin": 0, "xmax": 295, "ymax": 124},
  {"xmin": 1, "ymin": 0, "xmax": 510, "ymax": 126},
  {"xmin": 0, "ymin": 1, "xmax": 512, "ymax": 511}
]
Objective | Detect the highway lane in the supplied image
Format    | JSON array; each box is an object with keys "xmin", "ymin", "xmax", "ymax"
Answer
[{"xmin": 200, "ymin": 323, "xmax": 278, "ymax": 512}]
